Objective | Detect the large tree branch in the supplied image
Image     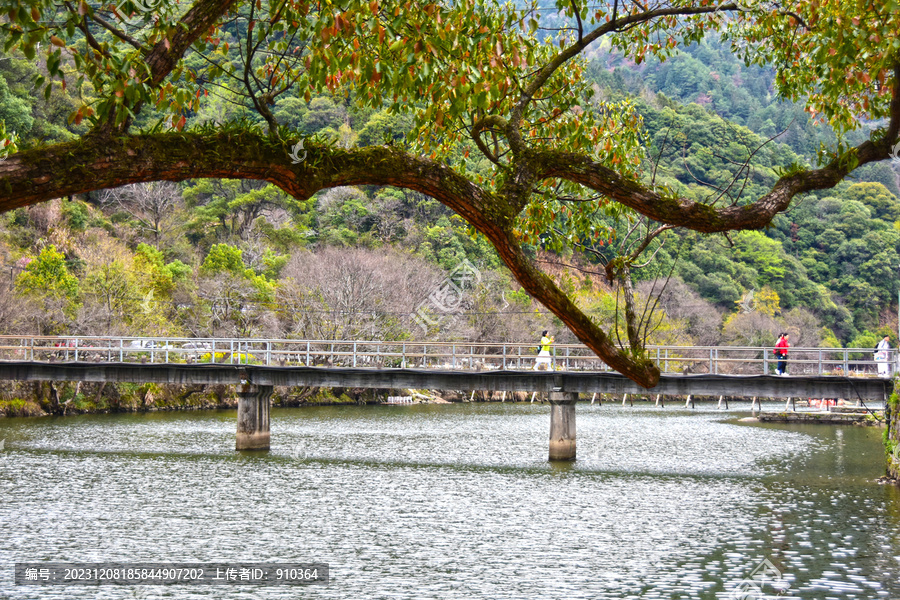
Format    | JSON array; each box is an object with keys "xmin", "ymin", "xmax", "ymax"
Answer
[
  {"xmin": 0, "ymin": 132, "xmax": 499, "ymax": 223},
  {"xmin": 0, "ymin": 131, "xmax": 660, "ymax": 386},
  {"xmin": 497, "ymin": 238, "xmax": 659, "ymax": 384},
  {"xmin": 87, "ymin": 0, "xmax": 239, "ymax": 132},
  {"xmin": 143, "ymin": 0, "xmax": 241, "ymax": 87},
  {"xmin": 534, "ymin": 132, "xmax": 899, "ymax": 233}
]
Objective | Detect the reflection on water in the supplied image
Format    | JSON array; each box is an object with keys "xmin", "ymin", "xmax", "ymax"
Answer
[{"xmin": 1, "ymin": 402, "xmax": 898, "ymax": 599}]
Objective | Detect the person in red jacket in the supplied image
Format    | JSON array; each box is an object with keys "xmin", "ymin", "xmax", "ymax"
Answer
[{"xmin": 774, "ymin": 333, "xmax": 790, "ymax": 375}]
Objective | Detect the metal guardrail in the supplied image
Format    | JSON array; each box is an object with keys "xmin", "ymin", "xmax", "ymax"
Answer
[{"xmin": 0, "ymin": 335, "xmax": 894, "ymax": 377}]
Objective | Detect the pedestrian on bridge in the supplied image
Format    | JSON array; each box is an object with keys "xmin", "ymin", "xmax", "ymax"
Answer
[
  {"xmin": 774, "ymin": 333, "xmax": 790, "ymax": 375},
  {"xmin": 534, "ymin": 330, "xmax": 554, "ymax": 371},
  {"xmin": 875, "ymin": 335, "xmax": 892, "ymax": 377}
]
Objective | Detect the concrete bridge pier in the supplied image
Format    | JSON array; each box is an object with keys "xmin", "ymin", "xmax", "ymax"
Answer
[
  {"xmin": 548, "ymin": 392, "xmax": 577, "ymax": 461},
  {"xmin": 236, "ymin": 384, "xmax": 273, "ymax": 450}
]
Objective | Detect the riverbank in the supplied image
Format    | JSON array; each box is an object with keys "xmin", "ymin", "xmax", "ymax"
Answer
[
  {"xmin": 0, "ymin": 380, "xmax": 608, "ymax": 417},
  {"xmin": 0, "ymin": 382, "xmax": 890, "ymax": 419},
  {"xmin": 0, "ymin": 381, "xmax": 471, "ymax": 417}
]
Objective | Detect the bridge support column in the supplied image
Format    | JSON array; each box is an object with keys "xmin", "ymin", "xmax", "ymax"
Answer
[
  {"xmin": 548, "ymin": 392, "xmax": 577, "ymax": 461},
  {"xmin": 236, "ymin": 384, "xmax": 273, "ymax": 451}
]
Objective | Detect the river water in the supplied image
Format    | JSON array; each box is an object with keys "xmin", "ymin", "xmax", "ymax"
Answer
[{"xmin": 1, "ymin": 401, "xmax": 898, "ymax": 599}]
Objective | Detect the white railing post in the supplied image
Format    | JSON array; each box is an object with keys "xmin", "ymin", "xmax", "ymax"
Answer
[{"xmin": 353, "ymin": 342, "xmax": 357, "ymax": 368}]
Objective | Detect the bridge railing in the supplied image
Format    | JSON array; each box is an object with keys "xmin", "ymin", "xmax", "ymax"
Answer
[{"xmin": 0, "ymin": 335, "xmax": 892, "ymax": 377}]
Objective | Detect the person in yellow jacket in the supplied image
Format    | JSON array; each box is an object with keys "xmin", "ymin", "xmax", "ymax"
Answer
[{"xmin": 534, "ymin": 330, "xmax": 554, "ymax": 370}]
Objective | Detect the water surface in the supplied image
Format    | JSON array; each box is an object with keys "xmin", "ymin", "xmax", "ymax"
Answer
[{"xmin": 1, "ymin": 401, "xmax": 897, "ymax": 599}]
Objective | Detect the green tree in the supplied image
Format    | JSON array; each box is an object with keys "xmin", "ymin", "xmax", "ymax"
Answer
[
  {"xmin": 200, "ymin": 244, "xmax": 247, "ymax": 277},
  {"xmin": 15, "ymin": 244, "xmax": 80, "ymax": 331},
  {"xmin": 198, "ymin": 243, "xmax": 276, "ymax": 336},
  {"xmin": 302, "ymin": 96, "xmax": 347, "ymax": 134},
  {"xmin": 184, "ymin": 179, "xmax": 307, "ymax": 245},
  {"xmin": 0, "ymin": 74, "xmax": 32, "ymax": 135},
  {"xmin": 845, "ymin": 182, "xmax": 900, "ymax": 223},
  {"xmin": 357, "ymin": 110, "xmax": 414, "ymax": 147},
  {"xmin": 78, "ymin": 238, "xmax": 151, "ymax": 334},
  {"xmin": 134, "ymin": 243, "xmax": 189, "ymax": 297},
  {"xmin": 733, "ymin": 231, "xmax": 786, "ymax": 286},
  {"xmin": 16, "ymin": 245, "xmax": 78, "ymax": 301}
]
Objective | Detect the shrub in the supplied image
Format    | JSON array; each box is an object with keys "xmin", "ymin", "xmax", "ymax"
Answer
[{"xmin": 0, "ymin": 398, "xmax": 45, "ymax": 417}]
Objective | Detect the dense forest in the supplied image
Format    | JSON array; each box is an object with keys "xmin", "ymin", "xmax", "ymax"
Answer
[{"xmin": 1, "ymin": 29, "xmax": 899, "ymax": 354}]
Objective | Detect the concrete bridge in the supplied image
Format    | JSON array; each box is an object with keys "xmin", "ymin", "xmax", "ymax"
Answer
[{"xmin": 0, "ymin": 336, "xmax": 893, "ymax": 460}]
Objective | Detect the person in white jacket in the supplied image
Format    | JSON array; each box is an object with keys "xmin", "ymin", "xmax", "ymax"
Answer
[{"xmin": 875, "ymin": 335, "xmax": 892, "ymax": 377}]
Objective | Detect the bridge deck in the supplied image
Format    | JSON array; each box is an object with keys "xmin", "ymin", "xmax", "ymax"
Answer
[
  {"xmin": 0, "ymin": 362, "xmax": 890, "ymax": 401},
  {"xmin": 2, "ymin": 336, "xmax": 896, "ymax": 379}
]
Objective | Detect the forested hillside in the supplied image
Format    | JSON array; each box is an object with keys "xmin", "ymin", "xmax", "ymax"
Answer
[{"xmin": 1, "ymin": 29, "xmax": 898, "ymax": 351}]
